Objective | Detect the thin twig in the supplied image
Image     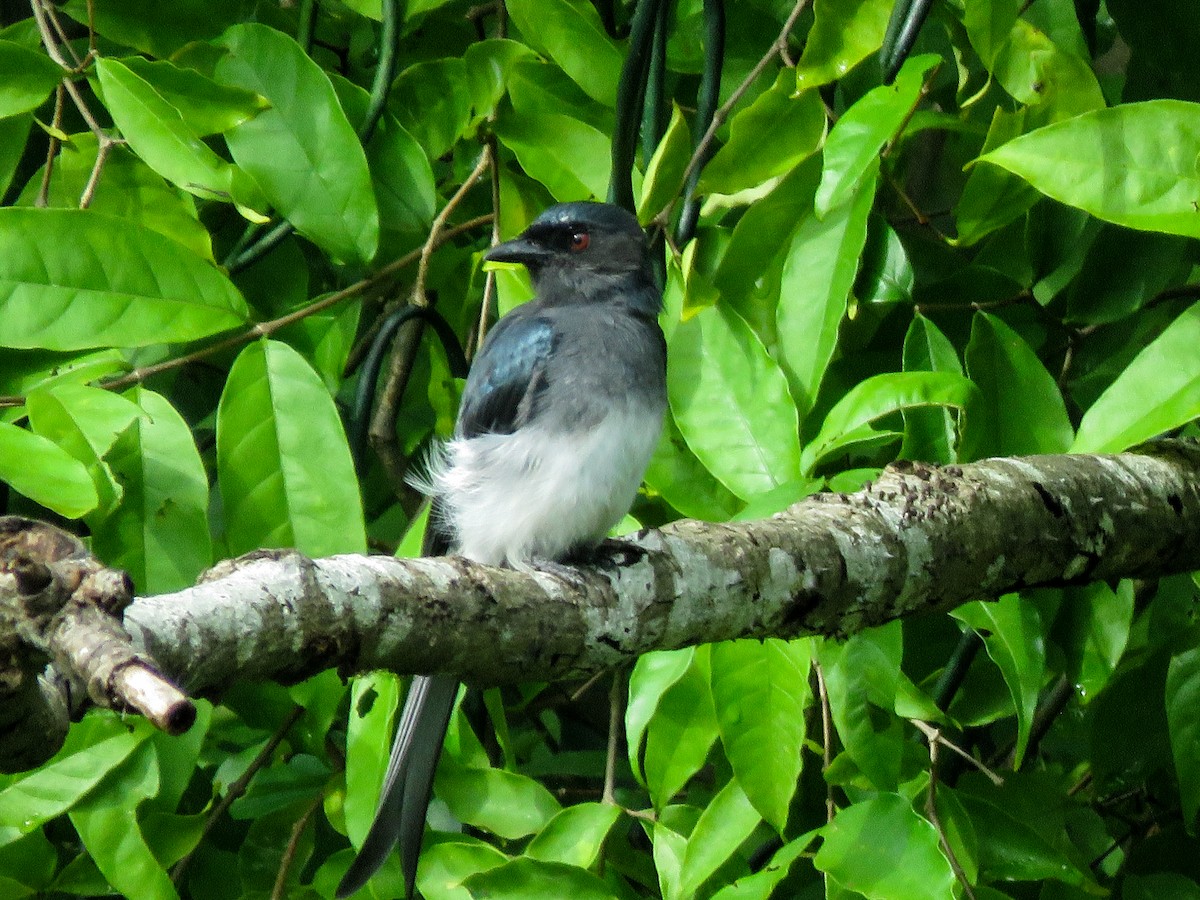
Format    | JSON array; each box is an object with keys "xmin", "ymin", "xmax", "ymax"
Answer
[
  {"xmin": 474, "ymin": 136, "xmax": 503, "ymax": 356},
  {"xmin": 603, "ymin": 671, "xmax": 622, "ymax": 805},
  {"xmin": 172, "ymin": 705, "xmax": 305, "ymax": 887},
  {"xmin": 270, "ymin": 793, "xmax": 323, "ymax": 900},
  {"xmin": 368, "ymin": 148, "xmax": 493, "ymax": 495},
  {"xmin": 912, "ymin": 720, "xmax": 1003, "ymax": 786},
  {"xmin": 79, "ymin": 138, "xmax": 114, "ymax": 209},
  {"xmin": 813, "ymin": 659, "xmax": 836, "ymax": 822},
  {"xmin": 880, "ymin": 64, "xmax": 940, "ymax": 160},
  {"xmin": 924, "ymin": 735, "xmax": 978, "ymax": 900},
  {"xmin": 666, "ymin": 0, "xmax": 811, "ymax": 222},
  {"xmin": 36, "ymin": 83, "xmax": 66, "ymax": 208}
]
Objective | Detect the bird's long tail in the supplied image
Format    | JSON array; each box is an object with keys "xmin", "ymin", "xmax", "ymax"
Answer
[{"xmin": 336, "ymin": 674, "xmax": 460, "ymax": 899}]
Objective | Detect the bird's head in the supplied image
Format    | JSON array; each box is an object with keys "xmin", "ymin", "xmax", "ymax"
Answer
[{"xmin": 485, "ymin": 202, "xmax": 651, "ymax": 289}]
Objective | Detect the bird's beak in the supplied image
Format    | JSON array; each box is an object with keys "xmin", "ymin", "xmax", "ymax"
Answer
[{"xmin": 484, "ymin": 235, "xmax": 549, "ymax": 267}]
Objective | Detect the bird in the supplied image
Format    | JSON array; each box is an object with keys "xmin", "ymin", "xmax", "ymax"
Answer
[{"xmin": 336, "ymin": 201, "xmax": 667, "ymax": 899}]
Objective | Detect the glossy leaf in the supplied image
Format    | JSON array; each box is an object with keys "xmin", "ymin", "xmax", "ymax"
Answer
[
  {"xmin": 389, "ymin": 58, "xmax": 474, "ymax": 160},
  {"xmin": 815, "ymin": 794, "xmax": 955, "ymax": 899},
  {"xmin": 60, "ymin": 0, "xmax": 245, "ymax": 58},
  {"xmin": 525, "ymin": 803, "xmax": 621, "ymax": 867},
  {"xmin": 0, "ymin": 727, "xmax": 146, "ymax": 830},
  {"xmin": 0, "ymin": 113, "xmax": 31, "ymax": 198},
  {"xmin": 1072, "ymin": 302, "xmax": 1200, "ymax": 452},
  {"xmin": 900, "ymin": 314, "xmax": 961, "ymax": 463},
  {"xmin": 92, "ymin": 387, "xmax": 211, "ymax": 594},
  {"xmin": 0, "ymin": 40, "xmax": 62, "ymax": 118},
  {"xmin": 955, "ymin": 107, "xmax": 1040, "ymax": 247},
  {"xmin": 0, "ymin": 420, "xmax": 97, "ymax": 518},
  {"xmin": 69, "ymin": 741, "xmax": 176, "ymax": 900},
  {"xmin": 19, "ymin": 136, "xmax": 214, "ymax": 261},
  {"xmin": 1167, "ymin": 646, "xmax": 1200, "ymax": 829},
  {"xmin": 643, "ymin": 651, "xmax": 719, "ymax": 809},
  {"xmin": 1054, "ymin": 582, "xmax": 1133, "ymax": 704},
  {"xmin": 990, "ymin": 19, "xmax": 1105, "ymax": 119},
  {"xmin": 816, "ymin": 54, "xmax": 938, "ymax": 215},
  {"xmin": 795, "ymin": 0, "xmax": 893, "ymax": 91},
  {"xmin": 463, "ymin": 857, "xmax": 617, "ymax": 899},
  {"xmin": 96, "ymin": 57, "xmax": 264, "ymax": 210},
  {"xmin": 495, "ymin": 108, "xmax": 610, "ymax": 201},
  {"xmin": 802, "ymin": 371, "xmax": 981, "ymax": 475},
  {"xmin": 954, "ymin": 595, "xmax": 1046, "ymax": 767},
  {"xmin": 678, "ymin": 779, "xmax": 761, "ymax": 898},
  {"xmin": 117, "ymin": 56, "xmax": 269, "ymax": 136},
  {"xmin": 698, "ymin": 72, "xmax": 825, "ymax": 196},
  {"xmin": 417, "ymin": 839, "xmax": 509, "ymax": 899},
  {"xmin": 978, "ymin": 101, "xmax": 1200, "ymax": 238},
  {"xmin": 343, "ymin": 672, "xmax": 400, "ymax": 846},
  {"xmin": 669, "ymin": 303, "xmax": 802, "ymax": 501},
  {"xmin": 437, "ymin": 761, "xmax": 561, "ymax": 839},
  {"xmin": 0, "ymin": 208, "xmax": 248, "ymax": 351},
  {"xmin": 965, "ymin": 312, "xmax": 1073, "ymax": 456},
  {"xmin": 644, "ymin": 414, "xmax": 744, "ymax": 521},
  {"xmin": 710, "ymin": 640, "xmax": 809, "ymax": 831},
  {"xmin": 627, "ymin": 648, "xmax": 696, "ymax": 785},
  {"xmin": 777, "ymin": 163, "xmax": 877, "ymax": 417},
  {"xmin": 638, "ymin": 104, "xmax": 691, "ymax": 223},
  {"xmin": 216, "ymin": 23, "xmax": 379, "ymax": 264},
  {"xmin": 505, "ymin": 0, "xmax": 622, "ymax": 107},
  {"xmin": 217, "ymin": 340, "xmax": 367, "ymax": 558},
  {"xmin": 707, "ymin": 831, "xmax": 817, "ymax": 900}
]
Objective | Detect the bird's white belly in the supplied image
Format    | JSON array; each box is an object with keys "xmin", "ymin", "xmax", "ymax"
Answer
[{"xmin": 431, "ymin": 406, "xmax": 663, "ymax": 567}]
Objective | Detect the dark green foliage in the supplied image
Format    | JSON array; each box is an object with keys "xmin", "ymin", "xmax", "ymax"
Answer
[{"xmin": 0, "ymin": 0, "xmax": 1198, "ymax": 897}]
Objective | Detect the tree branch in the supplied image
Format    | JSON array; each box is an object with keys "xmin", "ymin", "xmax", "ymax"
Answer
[{"xmin": 112, "ymin": 443, "xmax": 1199, "ymax": 699}]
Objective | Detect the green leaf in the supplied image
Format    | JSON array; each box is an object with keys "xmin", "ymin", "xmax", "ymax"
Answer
[
  {"xmin": 463, "ymin": 857, "xmax": 617, "ymax": 899},
  {"xmin": 698, "ymin": 72, "xmax": 825, "ymax": 196},
  {"xmin": 953, "ymin": 595, "xmax": 1046, "ymax": 767},
  {"xmin": 990, "ymin": 19, "xmax": 1105, "ymax": 119},
  {"xmin": 815, "ymin": 794, "xmax": 956, "ymax": 899},
  {"xmin": 217, "ymin": 339, "xmax": 367, "ymax": 558},
  {"xmin": 643, "ymin": 650, "xmax": 719, "ymax": 809},
  {"xmin": 0, "ymin": 420, "xmax": 97, "ymax": 518},
  {"xmin": 1053, "ymin": 582, "xmax": 1133, "ymax": 704},
  {"xmin": 652, "ymin": 820, "xmax": 688, "ymax": 900},
  {"xmin": 116, "ymin": 57, "xmax": 270, "ymax": 137},
  {"xmin": 900, "ymin": 314, "xmax": 961, "ymax": 463},
  {"xmin": 69, "ymin": 742, "xmax": 177, "ymax": 900},
  {"xmin": 0, "ymin": 40, "xmax": 61, "ymax": 117},
  {"xmin": 20, "ymin": 136, "xmax": 214, "ymax": 261},
  {"xmin": 954, "ymin": 107, "xmax": 1040, "ymax": 247},
  {"xmin": 0, "ymin": 113, "xmax": 32, "ymax": 198},
  {"xmin": 91, "ymin": 387, "xmax": 212, "ymax": 594},
  {"xmin": 495, "ymin": 108, "xmax": 610, "ymax": 201},
  {"xmin": 1072, "ymin": 302, "xmax": 1200, "ymax": 452},
  {"xmin": 60, "ymin": 0, "xmax": 245, "ymax": 58},
  {"xmin": 342, "ymin": 672, "xmax": 400, "ymax": 846},
  {"xmin": 962, "ymin": 0, "xmax": 1019, "ymax": 66},
  {"xmin": 795, "ymin": 0, "xmax": 893, "ymax": 91},
  {"xmin": 644, "ymin": 413, "xmax": 744, "ymax": 521},
  {"xmin": 1125, "ymin": 873, "xmax": 1200, "ymax": 900},
  {"xmin": 437, "ymin": 760, "xmax": 561, "ymax": 839},
  {"xmin": 802, "ymin": 371, "xmax": 981, "ymax": 475},
  {"xmin": 965, "ymin": 312, "xmax": 1073, "ymax": 456},
  {"xmin": 818, "ymin": 631, "xmax": 905, "ymax": 791},
  {"xmin": 669, "ymin": 303, "xmax": 802, "ymax": 501},
  {"xmin": 951, "ymin": 776, "xmax": 1087, "ymax": 885},
  {"xmin": 525, "ymin": 803, "xmax": 621, "ymax": 867},
  {"xmin": 389, "ymin": 58, "xmax": 474, "ymax": 160},
  {"xmin": 1167, "ymin": 646, "xmax": 1200, "ymax": 829},
  {"xmin": 463, "ymin": 40, "xmax": 537, "ymax": 128},
  {"xmin": 216, "ymin": 23, "xmax": 379, "ymax": 264},
  {"xmin": 627, "ymin": 648, "xmax": 696, "ymax": 786},
  {"xmin": 0, "ymin": 207, "xmax": 249, "ymax": 351},
  {"xmin": 0, "ymin": 728, "xmax": 146, "ymax": 831},
  {"xmin": 679, "ymin": 779, "xmax": 761, "ymax": 898},
  {"xmin": 777, "ymin": 163, "xmax": 877, "ymax": 417},
  {"xmin": 417, "ymin": 840, "xmax": 509, "ymax": 899},
  {"xmin": 815, "ymin": 54, "xmax": 938, "ymax": 216},
  {"xmin": 638, "ymin": 104, "xmax": 691, "ymax": 224},
  {"xmin": 977, "ymin": 101, "xmax": 1200, "ymax": 239},
  {"xmin": 710, "ymin": 640, "xmax": 809, "ymax": 832},
  {"xmin": 707, "ymin": 831, "xmax": 818, "ymax": 900},
  {"xmin": 505, "ymin": 0, "xmax": 622, "ymax": 107},
  {"xmin": 96, "ymin": 57, "xmax": 265, "ymax": 211}
]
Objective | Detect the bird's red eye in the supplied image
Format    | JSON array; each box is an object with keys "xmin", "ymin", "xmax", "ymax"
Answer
[{"xmin": 569, "ymin": 230, "xmax": 590, "ymax": 252}]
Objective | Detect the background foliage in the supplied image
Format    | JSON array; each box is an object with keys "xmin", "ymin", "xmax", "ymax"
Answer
[{"xmin": 0, "ymin": 0, "xmax": 1199, "ymax": 897}]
